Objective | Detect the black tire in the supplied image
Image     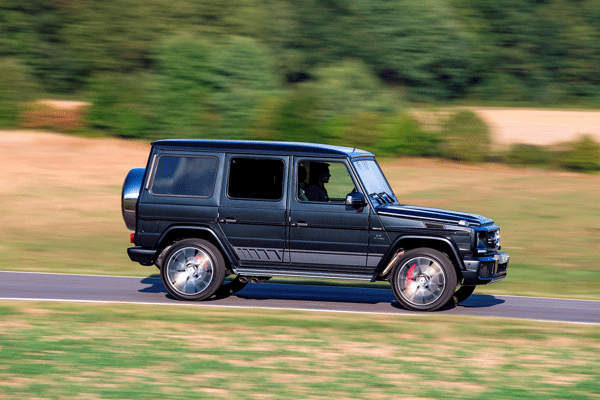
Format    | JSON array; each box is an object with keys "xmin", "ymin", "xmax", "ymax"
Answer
[
  {"xmin": 214, "ymin": 275, "xmax": 248, "ymax": 297},
  {"xmin": 390, "ymin": 248, "xmax": 457, "ymax": 311},
  {"xmin": 452, "ymin": 285, "xmax": 476, "ymax": 304},
  {"xmin": 160, "ymin": 239, "xmax": 226, "ymax": 301}
]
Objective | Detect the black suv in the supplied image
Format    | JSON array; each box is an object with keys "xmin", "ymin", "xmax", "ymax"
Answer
[{"xmin": 122, "ymin": 140, "xmax": 508, "ymax": 311}]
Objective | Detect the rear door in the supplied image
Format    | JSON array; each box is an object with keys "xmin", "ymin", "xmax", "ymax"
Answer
[{"xmin": 218, "ymin": 155, "xmax": 288, "ymax": 264}]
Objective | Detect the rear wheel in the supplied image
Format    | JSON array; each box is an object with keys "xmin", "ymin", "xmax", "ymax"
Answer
[
  {"xmin": 390, "ymin": 248, "xmax": 457, "ymax": 311},
  {"xmin": 161, "ymin": 239, "xmax": 225, "ymax": 301},
  {"xmin": 214, "ymin": 275, "xmax": 248, "ymax": 297}
]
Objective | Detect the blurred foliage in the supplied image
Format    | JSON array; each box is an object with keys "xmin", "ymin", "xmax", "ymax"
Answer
[
  {"xmin": 439, "ymin": 110, "xmax": 491, "ymax": 162},
  {"xmin": 0, "ymin": 58, "xmax": 39, "ymax": 126},
  {"xmin": 2, "ymin": 0, "xmax": 600, "ymax": 104},
  {"xmin": 554, "ymin": 135, "xmax": 600, "ymax": 172},
  {"xmin": 505, "ymin": 143, "xmax": 552, "ymax": 167},
  {"xmin": 353, "ymin": 0, "xmax": 477, "ymax": 100},
  {"xmin": 307, "ymin": 60, "xmax": 397, "ymax": 120},
  {"xmin": 86, "ymin": 73, "xmax": 161, "ymax": 138},
  {"xmin": 504, "ymin": 138, "xmax": 600, "ymax": 172},
  {"xmin": 1, "ymin": 0, "xmax": 599, "ymax": 171},
  {"xmin": 377, "ymin": 114, "xmax": 441, "ymax": 157}
]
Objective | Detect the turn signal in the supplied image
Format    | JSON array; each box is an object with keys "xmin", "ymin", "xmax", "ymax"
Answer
[{"xmin": 130, "ymin": 233, "xmax": 135, "ymax": 243}]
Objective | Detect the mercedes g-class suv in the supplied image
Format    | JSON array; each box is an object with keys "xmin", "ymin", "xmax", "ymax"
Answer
[{"xmin": 122, "ymin": 140, "xmax": 508, "ymax": 311}]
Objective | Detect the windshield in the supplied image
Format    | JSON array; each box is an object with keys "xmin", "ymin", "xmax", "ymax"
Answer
[{"xmin": 352, "ymin": 159, "xmax": 398, "ymax": 204}]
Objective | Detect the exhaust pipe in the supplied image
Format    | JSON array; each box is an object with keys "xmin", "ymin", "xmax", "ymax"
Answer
[
  {"xmin": 239, "ymin": 276, "xmax": 248, "ymax": 283},
  {"xmin": 251, "ymin": 277, "xmax": 259, "ymax": 284}
]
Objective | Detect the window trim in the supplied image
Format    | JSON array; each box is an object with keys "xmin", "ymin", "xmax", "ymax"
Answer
[
  {"xmin": 295, "ymin": 158, "xmax": 360, "ymax": 204},
  {"xmin": 149, "ymin": 154, "xmax": 219, "ymax": 198},
  {"xmin": 226, "ymin": 156, "xmax": 286, "ymax": 202}
]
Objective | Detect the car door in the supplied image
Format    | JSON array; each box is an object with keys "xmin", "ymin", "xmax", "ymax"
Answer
[
  {"xmin": 288, "ymin": 158, "xmax": 372, "ymax": 277},
  {"xmin": 218, "ymin": 155, "xmax": 288, "ymax": 264}
]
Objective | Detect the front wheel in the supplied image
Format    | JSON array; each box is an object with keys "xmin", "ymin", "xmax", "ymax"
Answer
[
  {"xmin": 452, "ymin": 285, "xmax": 476, "ymax": 305},
  {"xmin": 161, "ymin": 239, "xmax": 226, "ymax": 301},
  {"xmin": 390, "ymin": 248, "xmax": 457, "ymax": 311}
]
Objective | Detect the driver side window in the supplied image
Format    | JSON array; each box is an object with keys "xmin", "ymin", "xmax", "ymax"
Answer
[{"xmin": 297, "ymin": 160, "xmax": 356, "ymax": 203}]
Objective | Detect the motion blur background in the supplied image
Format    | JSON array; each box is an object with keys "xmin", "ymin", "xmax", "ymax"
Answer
[
  {"xmin": 1, "ymin": 0, "xmax": 600, "ymax": 170},
  {"xmin": 1, "ymin": 3, "xmax": 600, "ymax": 399}
]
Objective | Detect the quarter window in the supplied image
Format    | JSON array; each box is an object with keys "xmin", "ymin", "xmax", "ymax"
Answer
[
  {"xmin": 151, "ymin": 155, "xmax": 218, "ymax": 197},
  {"xmin": 228, "ymin": 158, "xmax": 284, "ymax": 200}
]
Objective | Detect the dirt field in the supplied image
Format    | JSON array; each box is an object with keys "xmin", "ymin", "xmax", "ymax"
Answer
[{"xmin": 472, "ymin": 108, "xmax": 600, "ymax": 148}]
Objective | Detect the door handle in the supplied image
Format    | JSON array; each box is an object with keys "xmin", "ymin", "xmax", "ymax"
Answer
[
  {"xmin": 295, "ymin": 221, "xmax": 309, "ymax": 227},
  {"xmin": 219, "ymin": 217, "xmax": 237, "ymax": 223}
]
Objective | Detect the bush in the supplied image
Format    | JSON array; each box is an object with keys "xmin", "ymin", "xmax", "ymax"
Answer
[
  {"xmin": 209, "ymin": 36, "xmax": 281, "ymax": 139},
  {"xmin": 439, "ymin": 110, "xmax": 491, "ymax": 162},
  {"xmin": 377, "ymin": 114, "xmax": 440, "ymax": 157},
  {"xmin": 0, "ymin": 58, "xmax": 39, "ymax": 127},
  {"xmin": 328, "ymin": 113, "xmax": 382, "ymax": 153},
  {"xmin": 308, "ymin": 60, "xmax": 397, "ymax": 120},
  {"xmin": 271, "ymin": 88, "xmax": 323, "ymax": 143},
  {"xmin": 554, "ymin": 135, "xmax": 600, "ymax": 172},
  {"xmin": 86, "ymin": 73, "xmax": 160, "ymax": 139},
  {"xmin": 153, "ymin": 36, "xmax": 215, "ymax": 138},
  {"xmin": 504, "ymin": 144, "xmax": 552, "ymax": 167}
]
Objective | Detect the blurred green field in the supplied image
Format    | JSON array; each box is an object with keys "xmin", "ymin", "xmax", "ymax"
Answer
[
  {"xmin": 1, "ymin": 301, "xmax": 599, "ymax": 400},
  {"xmin": 0, "ymin": 132, "xmax": 598, "ymax": 299}
]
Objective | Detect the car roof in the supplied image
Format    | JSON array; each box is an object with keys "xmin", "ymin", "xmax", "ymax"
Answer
[{"xmin": 152, "ymin": 139, "xmax": 374, "ymax": 158}]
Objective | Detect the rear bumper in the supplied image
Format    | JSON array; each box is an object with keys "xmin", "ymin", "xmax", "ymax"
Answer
[
  {"xmin": 127, "ymin": 246, "xmax": 157, "ymax": 266},
  {"xmin": 461, "ymin": 252, "xmax": 509, "ymax": 285}
]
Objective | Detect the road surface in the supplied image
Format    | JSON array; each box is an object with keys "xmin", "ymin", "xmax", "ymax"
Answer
[{"xmin": 1, "ymin": 271, "xmax": 598, "ymax": 324}]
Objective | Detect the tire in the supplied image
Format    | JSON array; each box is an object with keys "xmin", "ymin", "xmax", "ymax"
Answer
[
  {"xmin": 452, "ymin": 285, "xmax": 476, "ymax": 304},
  {"xmin": 214, "ymin": 275, "xmax": 248, "ymax": 297},
  {"xmin": 390, "ymin": 248, "xmax": 457, "ymax": 311},
  {"xmin": 160, "ymin": 239, "xmax": 226, "ymax": 301}
]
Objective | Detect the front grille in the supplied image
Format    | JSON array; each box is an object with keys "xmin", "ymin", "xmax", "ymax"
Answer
[{"xmin": 478, "ymin": 261, "xmax": 495, "ymax": 279}]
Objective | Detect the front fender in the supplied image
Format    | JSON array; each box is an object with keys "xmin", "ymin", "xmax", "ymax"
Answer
[{"xmin": 373, "ymin": 235, "xmax": 465, "ymax": 280}]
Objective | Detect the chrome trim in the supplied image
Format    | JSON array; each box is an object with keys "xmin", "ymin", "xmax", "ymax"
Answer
[
  {"xmin": 378, "ymin": 211, "xmax": 473, "ymax": 226},
  {"xmin": 145, "ymin": 154, "xmax": 157, "ymax": 190},
  {"xmin": 233, "ymin": 268, "xmax": 372, "ymax": 281},
  {"xmin": 379, "ymin": 250, "xmax": 404, "ymax": 278}
]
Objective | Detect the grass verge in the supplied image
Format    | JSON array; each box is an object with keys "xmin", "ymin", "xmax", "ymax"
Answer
[{"xmin": 1, "ymin": 301, "xmax": 599, "ymax": 400}]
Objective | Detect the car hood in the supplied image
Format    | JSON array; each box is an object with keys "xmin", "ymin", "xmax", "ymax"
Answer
[{"xmin": 376, "ymin": 204, "xmax": 494, "ymax": 227}]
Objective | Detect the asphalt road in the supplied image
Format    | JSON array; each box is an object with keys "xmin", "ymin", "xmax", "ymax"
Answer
[{"xmin": 1, "ymin": 271, "xmax": 598, "ymax": 324}]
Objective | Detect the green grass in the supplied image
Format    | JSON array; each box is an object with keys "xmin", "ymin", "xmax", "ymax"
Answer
[{"xmin": 0, "ymin": 301, "xmax": 599, "ymax": 399}]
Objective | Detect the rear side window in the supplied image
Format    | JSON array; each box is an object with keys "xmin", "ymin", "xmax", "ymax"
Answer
[
  {"xmin": 151, "ymin": 155, "xmax": 218, "ymax": 197},
  {"xmin": 228, "ymin": 158, "xmax": 284, "ymax": 200}
]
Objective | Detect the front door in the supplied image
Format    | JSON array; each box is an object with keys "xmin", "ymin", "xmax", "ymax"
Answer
[{"xmin": 289, "ymin": 158, "xmax": 372, "ymax": 277}]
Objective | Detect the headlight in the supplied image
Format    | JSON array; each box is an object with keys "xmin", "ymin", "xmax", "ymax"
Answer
[{"xmin": 476, "ymin": 229, "xmax": 500, "ymax": 253}]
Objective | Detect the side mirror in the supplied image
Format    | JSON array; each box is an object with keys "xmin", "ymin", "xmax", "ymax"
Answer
[{"xmin": 345, "ymin": 192, "xmax": 367, "ymax": 208}]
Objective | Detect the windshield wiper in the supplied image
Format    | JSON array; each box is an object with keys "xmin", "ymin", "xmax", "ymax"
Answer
[
  {"xmin": 378, "ymin": 192, "xmax": 394, "ymax": 204},
  {"xmin": 369, "ymin": 192, "xmax": 385, "ymax": 203}
]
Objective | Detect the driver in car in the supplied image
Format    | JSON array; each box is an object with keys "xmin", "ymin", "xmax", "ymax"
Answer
[{"xmin": 305, "ymin": 162, "xmax": 330, "ymax": 202}]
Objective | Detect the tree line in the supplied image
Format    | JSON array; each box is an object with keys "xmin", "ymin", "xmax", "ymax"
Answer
[{"xmin": 0, "ymin": 0, "xmax": 599, "ymax": 171}]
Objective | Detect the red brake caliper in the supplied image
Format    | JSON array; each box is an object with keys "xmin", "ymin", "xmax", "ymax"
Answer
[{"xmin": 406, "ymin": 264, "xmax": 415, "ymax": 288}]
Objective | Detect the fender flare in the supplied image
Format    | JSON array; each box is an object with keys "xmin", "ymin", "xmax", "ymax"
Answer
[
  {"xmin": 373, "ymin": 235, "xmax": 465, "ymax": 280},
  {"xmin": 156, "ymin": 225, "xmax": 238, "ymax": 267}
]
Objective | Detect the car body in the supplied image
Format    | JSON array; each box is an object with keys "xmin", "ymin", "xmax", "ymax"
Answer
[{"xmin": 122, "ymin": 140, "xmax": 509, "ymax": 311}]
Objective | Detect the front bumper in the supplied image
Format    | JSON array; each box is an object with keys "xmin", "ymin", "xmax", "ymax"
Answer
[
  {"xmin": 127, "ymin": 246, "xmax": 157, "ymax": 266},
  {"xmin": 461, "ymin": 252, "xmax": 509, "ymax": 285}
]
